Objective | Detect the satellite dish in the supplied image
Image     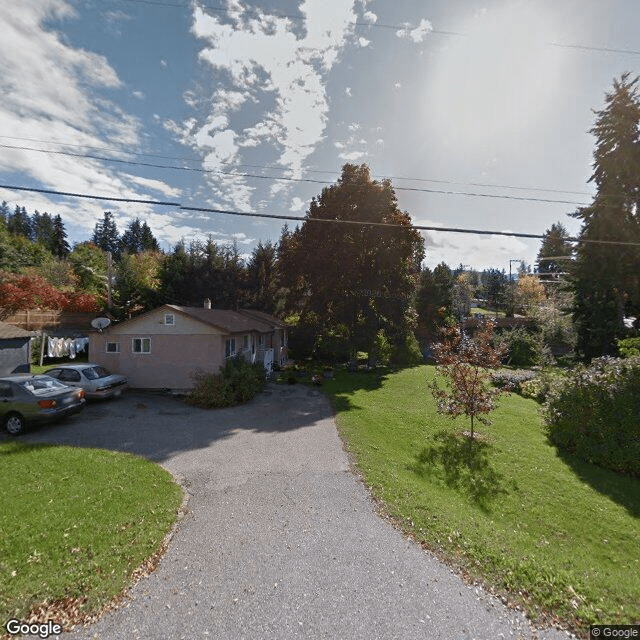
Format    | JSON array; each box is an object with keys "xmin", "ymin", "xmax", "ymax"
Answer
[{"xmin": 91, "ymin": 317, "xmax": 111, "ymax": 332}]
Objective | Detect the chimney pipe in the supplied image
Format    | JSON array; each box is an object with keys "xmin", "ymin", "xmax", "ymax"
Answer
[{"xmin": 204, "ymin": 298, "xmax": 211, "ymax": 309}]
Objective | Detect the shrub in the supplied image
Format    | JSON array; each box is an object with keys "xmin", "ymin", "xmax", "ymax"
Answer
[
  {"xmin": 186, "ymin": 356, "xmax": 266, "ymax": 408},
  {"xmin": 490, "ymin": 369, "xmax": 537, "ymax": 394},
  {"xmin": 498, "ymin": 327, "xmax": 548, "ymax": 368},
  {"xmin": 315, "ymin": 327, "xmax": 352, "ymax": 364},
  {"xmin": 391, "ymin": 332, "xmax": 423, "ymax": 367},
  {"xmin": 618, "ymin": 337, "xmax": 640, "ymax": 358},
  {"xmin": 371, "ymin": 329, "xmax": 392, "ymax": 366},
  {"xmin": 542, "ymin": 356, "xmax": 640, "ymax": 476}
]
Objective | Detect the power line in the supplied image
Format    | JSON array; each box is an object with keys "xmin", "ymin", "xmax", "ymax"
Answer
[
  {"xmin": 549, "ymin": 42, "xmax": 640, "ymax": 56},
  {"xmin": 0, "ymin": 143, "xmax": 591, "ymax": 206},
  {"xmin": 2, "ymin": 182, "xmax": 640, "ymax": 247},
  {"xmin": 0, "ymin": 134, "xmax": 592, "ymax": 197},
  {"xmin": 116, "ymin": 0, "xmax": 640, "ymax": 55},
  {"xmin": 116, "ymin": 0, "xmax": 465, "ymax": 34}
]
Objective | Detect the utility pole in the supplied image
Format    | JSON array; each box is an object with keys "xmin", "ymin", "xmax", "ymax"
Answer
[{"xmin": 106, "ymin": 251, "xmax": 113, "ymax": 311}]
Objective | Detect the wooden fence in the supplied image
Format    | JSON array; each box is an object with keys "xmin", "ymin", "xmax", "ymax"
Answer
[{"xmin": 2, "ymin": 310, "xmax": 96, "ymax": 332}]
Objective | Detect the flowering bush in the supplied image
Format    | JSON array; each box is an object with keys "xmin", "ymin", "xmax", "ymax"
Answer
[
  {"xmin": 542, "ymin": 356, "xmax": 640, "ymax": 476},
  {"xmin": 490, "ymin": 369, "xmax": 537, "ymax": 394}
]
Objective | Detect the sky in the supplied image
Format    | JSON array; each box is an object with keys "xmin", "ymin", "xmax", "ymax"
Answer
[{"xmin": 0, "ymin": 0, "xmax": 639, "ymax": 272}]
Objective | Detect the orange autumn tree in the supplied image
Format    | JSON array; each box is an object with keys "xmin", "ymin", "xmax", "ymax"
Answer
[
  {"xmin": 430, "ymin": 319, "xmax": 509, "ymax": 440},
  {"xmin": 0, "ymin": 272, "xmax": 100, "ymax": 319}
]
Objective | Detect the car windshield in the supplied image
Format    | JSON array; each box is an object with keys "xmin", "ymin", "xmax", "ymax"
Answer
[
  {"xmin": 82, "ymin": 366, "xmax": 111, "ymax": 380},
  {"xmin": 19, "ymin": 377, "xmax": 67, "ymax": 395}
]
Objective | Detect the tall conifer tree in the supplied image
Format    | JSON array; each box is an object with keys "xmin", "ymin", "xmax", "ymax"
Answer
[{"xmin": 571, "ymin": 74, "xmax": 640, "ymax": 358}]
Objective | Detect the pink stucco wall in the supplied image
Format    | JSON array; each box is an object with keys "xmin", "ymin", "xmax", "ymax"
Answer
[{"xmin": 89, "ymin": 332, "xmax": 224, "ymax": 389}]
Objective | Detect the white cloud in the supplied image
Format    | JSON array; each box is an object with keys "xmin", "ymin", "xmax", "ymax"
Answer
[
  {"xmin": 362, "ymin": 11, "xmax": 377, "ymax": 24},
  {"xmin": 339, "ymin": 150, "xmax": 367, "ymax": 161},
  {"xmin": 290, "ymin": 197, "xmax": 306, "ymax": 212},
  {"xmin": 419, "ymin": 223, "xmax": 529, "ymax": 271},
  {"xmin": 188, "ymin": 0, "xmax": 361, "ymax": 209},
  {"xmin": 396, "ymin": 18, "xmax": 433, "ymax": 43},
  {"xmin": 0, "ymin": 0, "xmax": 182, "ymax": 245},
  {"xmin": 345, "ymin": 87, "xmax": 352, "ymax": 97},
  {"xmin": 358, "ymin": 37, "xmax": 371, "ymax": 47},
  {"xmin": 132, "ymin": 90, "xmax": 145, "ymax": 100}
]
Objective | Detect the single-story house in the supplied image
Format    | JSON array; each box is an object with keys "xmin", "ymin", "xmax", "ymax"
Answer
[
  {"xmin": 88, "ymin": 303, "xmax": 288, "ymax": 389},
  {"xmin": 0, "ymin": 321, "xmax": 33, "ymax": 376}
]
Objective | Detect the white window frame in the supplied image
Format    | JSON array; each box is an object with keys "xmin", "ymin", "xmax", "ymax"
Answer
[
  {"xmin": 106, "ymin": 341, "xmax": 120, "ymax": 353},
  {"xmin": 132, "ymin": 337, "xmax": 151, "ymax": 354},
  {"xmin": 164, "ymin": 313, "xmax": 175, "ymax": 325},
  {"xmin": 225, "ymin": 337, "xmax": 236, "ymax": 358}
]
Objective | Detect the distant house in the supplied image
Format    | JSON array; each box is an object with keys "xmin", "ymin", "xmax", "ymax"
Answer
[
  {"xmin": 0, "ymin": 321, "xmax": 33, "ymax": 376},
  {"xmin": 88, "ymin": 303, "xmax": 288, "ymax": 389}
]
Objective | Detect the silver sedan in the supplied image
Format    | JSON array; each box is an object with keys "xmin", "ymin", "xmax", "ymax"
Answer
[{"xmin": 44, "ymin": 364, "xmax": 128, "ymax": 400}]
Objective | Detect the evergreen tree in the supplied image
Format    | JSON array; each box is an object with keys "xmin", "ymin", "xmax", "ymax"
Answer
[
  {"xmin": 0, "ymin": 201, "xmax": 10, "ymax": 224},
  {"xmin": 92, "ymin": 211, "xmax": 121, "ymax": 257},
  {"xmin": 32, "ymin": 211, "xmax": 55, "ymax": 250},
  {"xmin": 8, "ymin": 206, "xmax": 32, "ymax": 239},
  {"xmin": 246, "ymin": 240, "xmax": 278, "ymax": 313},
  {"xmin": 482, "ymin": 268, "xmax": 508, "ymax": 309},
  {"xmin": 51, "ymin": 215, "xmax": 70, "ymax": 258},
  {"xmin": 570, "ymin": 74, "xmax": 640, "ymax": 359},
  {"xmin": 121, "ymin": 218, "xmax": 160, "ymax": 254},
  {"xmin": 416, "ymin": 262, "xmax": 454, "ymax": 333},
  {"xmin": 140, "ymin": 221, "xmax": 160, "ymax": 252},
  {"xmin": 536, "ymin": 223, "xmax": 573, "ymax": 281}
]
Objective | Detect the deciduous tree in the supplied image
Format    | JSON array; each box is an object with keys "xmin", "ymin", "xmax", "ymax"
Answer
[
  {"xmin": 283, "ymin": 163, "xmax": 424, "ymax": 357},
  {"xmin": 430, "ymin": 320, "xmax": 508, "ymax": 441}
]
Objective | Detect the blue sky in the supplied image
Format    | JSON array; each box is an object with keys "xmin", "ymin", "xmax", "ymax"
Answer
[{"xmin": 1, "ymin": 0, "xmax": 639, "ymax": 270}]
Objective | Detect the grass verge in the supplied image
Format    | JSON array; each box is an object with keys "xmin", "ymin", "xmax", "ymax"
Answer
[
  {"xmin": 322, "ymin": 365, "xmax": 640, "ymax": 636},
  {"xmin": 0, "ymin": 442, "xmax": 183, "ymax": 632}
]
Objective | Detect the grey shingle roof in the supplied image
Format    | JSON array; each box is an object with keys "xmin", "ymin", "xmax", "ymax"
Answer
[{"xmin": 167, "ymin": 306, "xmax": 277, "ymax": 334}]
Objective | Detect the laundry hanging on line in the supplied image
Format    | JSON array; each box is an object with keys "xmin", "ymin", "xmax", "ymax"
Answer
[{"xmin": 46, "ymin": 337, "xmax": 89, "ymax": 359}]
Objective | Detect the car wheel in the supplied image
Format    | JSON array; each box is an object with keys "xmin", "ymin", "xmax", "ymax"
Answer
[{"xmin": 4, "ymin": 413, "xmax": 26, "ymax": 435}]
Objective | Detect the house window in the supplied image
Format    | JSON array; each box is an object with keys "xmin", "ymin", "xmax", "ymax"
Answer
[
  {"xmin": 132, "ymin": 337, "xmax": 151, "ymax": 354},
  {"xmin": 164, "ymin": 313, "xmax": 175, "ymax": 325},
  {"xmin": 242, "ymin": 335, "xmax": 249, "ymax": 351},
  {"xmin": 106, "ymin": 341, "xmax": 120, "ymax": 353},
  {"xmin": 258, "ymin": 334, "xmax": 265, "ymax": 348},
  {"xmin": 225, "ymin": 338, "xmax": 236, "ymax": 358}
]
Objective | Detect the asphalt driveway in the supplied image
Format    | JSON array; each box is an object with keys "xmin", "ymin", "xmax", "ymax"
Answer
[{"xmin": 18, "ymin": 384, "xmax": 573, "ymax": 640}]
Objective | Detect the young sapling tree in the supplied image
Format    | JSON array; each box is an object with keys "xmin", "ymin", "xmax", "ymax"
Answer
[{"xmin": 430, "ymin": 320, "xmax": 509, "ymax": 440}]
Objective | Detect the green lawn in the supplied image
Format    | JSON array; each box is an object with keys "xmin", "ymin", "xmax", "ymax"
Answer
[
  {"xmin": 0, "ymin": 442, "xmax": 183, "ymax": 629},
  {"xmin": 470, "ymin": 306, "xmax": 506, "ymax": 317},
  {"xmin": 323, "ymin": 366, "xmax": 640, "ymax": 635}
]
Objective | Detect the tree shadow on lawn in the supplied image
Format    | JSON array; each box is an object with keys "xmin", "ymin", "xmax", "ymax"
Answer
[
  {"xmin": 322, "ymin": 369, "xmax": 389, "ymax": 413},
  {"xmin": 554, "ymin": 448, "xmax": 640, "ymax": 518},
  {"xmin": 409, "ymin": 429, "xmax": 512, "ymax": 513}
]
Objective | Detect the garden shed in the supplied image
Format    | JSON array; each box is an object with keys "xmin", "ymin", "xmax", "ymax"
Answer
[{"xmin": 0, "ymin": 321, "xmax": 33, "ymax": 375}]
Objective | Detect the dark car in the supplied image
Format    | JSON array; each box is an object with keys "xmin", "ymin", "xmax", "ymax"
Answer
[
  {"xmin": 44, "ymin": 364, "xmax": 128, "ymax": 400},
  {"xmin": 0, "ymin": 374, "xmax": 86, "ymax": 435}
]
